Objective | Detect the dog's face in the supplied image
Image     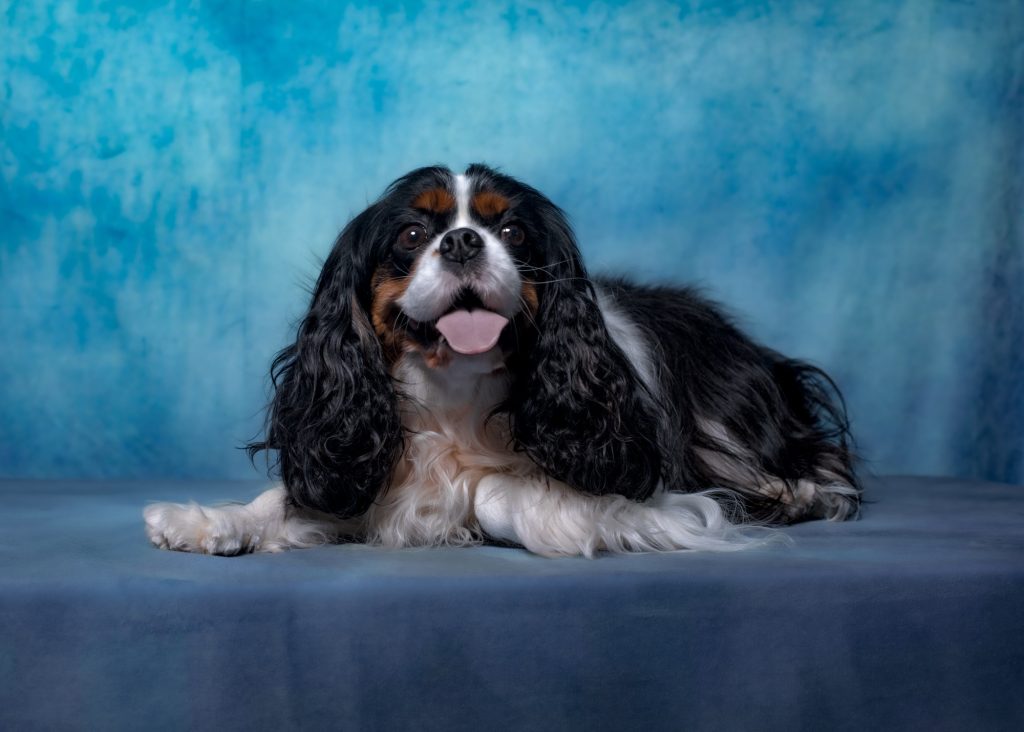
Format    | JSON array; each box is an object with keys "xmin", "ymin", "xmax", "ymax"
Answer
[
  {"xmin": 250, "ymin": 165, "xmax": 662, "ymax": 518},
  {"xmin": 361, "ymin": 166, "xmax": 553, "ymax": 368}
]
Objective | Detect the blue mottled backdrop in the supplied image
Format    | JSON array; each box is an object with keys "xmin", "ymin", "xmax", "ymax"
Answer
[{"xmin": 1, "ymin": 0, "xmax": 1021, "ymax": 484}]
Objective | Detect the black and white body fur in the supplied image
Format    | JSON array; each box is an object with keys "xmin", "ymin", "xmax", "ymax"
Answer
[{"xmin": 145, "ymin": 165, "xmax": 859, "ymax": 557}]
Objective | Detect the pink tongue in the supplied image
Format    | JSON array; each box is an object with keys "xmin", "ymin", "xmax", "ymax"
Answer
[{"xmin": 435, "ymin": 309, "xmax": 509, "ymax": 355}]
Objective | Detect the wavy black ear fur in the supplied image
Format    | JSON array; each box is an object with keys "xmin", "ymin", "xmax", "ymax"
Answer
[
  {"xmin": 247, "ymin": 204, "xmax": 403, "ymax": 518},
  {"xmin": 505, "ymin": 200, "xmax": 664, "ymax": 501}
]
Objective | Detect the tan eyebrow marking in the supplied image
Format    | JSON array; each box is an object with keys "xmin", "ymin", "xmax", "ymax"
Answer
[
  {"xmin": 412, "ymin": 188, "xmax": 456, "ymax": 213},
  {"xmin": 471, "ymin": 191, "xmax": 510, "ymax": 218}
]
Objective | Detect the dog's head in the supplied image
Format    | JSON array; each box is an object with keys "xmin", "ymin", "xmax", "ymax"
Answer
[
  {"xmin": 365, "ymin": 165, "xmax": 544, "ymax": 368},
  {"xmin": 250, "ymin": 164, "xmax": 662, "ymax": 517}
]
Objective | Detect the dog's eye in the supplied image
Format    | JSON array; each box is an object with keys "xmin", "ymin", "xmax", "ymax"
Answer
[
  {"xmin": 398, "ymin": 224, "xmax": 428, "ymax": 249},
  {"xmin": 500, "ymin": 224, "xmax": 525, "ymax": 245}
]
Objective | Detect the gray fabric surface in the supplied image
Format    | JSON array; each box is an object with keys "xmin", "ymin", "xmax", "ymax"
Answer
[{"xmin": 1, "ymin": 475, "xmax": 1022, "ymax": 731}]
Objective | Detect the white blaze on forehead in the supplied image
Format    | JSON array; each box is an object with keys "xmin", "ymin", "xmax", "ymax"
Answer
[{"xmin": 454, "ymin": 173, "xmax": 472, "ymax": 227}]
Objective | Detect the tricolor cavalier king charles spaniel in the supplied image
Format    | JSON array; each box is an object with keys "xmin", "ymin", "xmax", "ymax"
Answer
[{"xmin": 145, "ymin": 164, "xmax": 860, "ymax": 557}]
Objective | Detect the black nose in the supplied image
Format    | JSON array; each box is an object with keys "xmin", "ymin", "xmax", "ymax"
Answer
[{"xmin": 439, "ymin": 227, "xmax": 483, "ymax": 265}]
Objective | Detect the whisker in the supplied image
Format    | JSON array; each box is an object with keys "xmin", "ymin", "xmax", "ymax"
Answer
[
  {"xmin": 511, "ymin": 257, "xmax": 574, "ymax": 274},
  {"xmin": 529, "ymin": 276, "xmax": 589, "ymax": 285},
  {"xmin": 493, "ymin": 275, "xmax": 540, "ymax": 330},
  {"xmin": 515, "ymin": 293, "xmax": 538, "ymax": 329}
]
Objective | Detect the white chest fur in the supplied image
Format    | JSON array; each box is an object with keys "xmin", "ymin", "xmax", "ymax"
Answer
[{"xmin": 361, "ymin": 350, "xmax": 536, "ymax": 547}]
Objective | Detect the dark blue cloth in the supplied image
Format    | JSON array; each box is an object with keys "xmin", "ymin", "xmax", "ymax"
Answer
[{"xmin": 1, "ymin": 476, "xmax": 1022, "ymax": 731}]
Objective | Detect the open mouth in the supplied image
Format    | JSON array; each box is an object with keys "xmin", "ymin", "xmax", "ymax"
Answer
[{"xmin": 407, "ymin": 289, "xmax": 510, "ymax": 356}]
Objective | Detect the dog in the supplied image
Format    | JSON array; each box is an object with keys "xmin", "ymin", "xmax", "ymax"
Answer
[{"xmin": 144, "ymin": 164, "xmax": 859, "ymax": 558}]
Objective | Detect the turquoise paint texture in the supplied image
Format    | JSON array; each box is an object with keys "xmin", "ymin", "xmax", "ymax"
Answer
[{"xmin": 1, "ymin": 1, "xmax": 1022, "ymax": 483}]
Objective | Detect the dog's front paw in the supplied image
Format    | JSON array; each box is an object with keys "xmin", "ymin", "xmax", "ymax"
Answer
[{"xmin": 144, "ymin": 502, "xmax": 250, "ymax": 555}]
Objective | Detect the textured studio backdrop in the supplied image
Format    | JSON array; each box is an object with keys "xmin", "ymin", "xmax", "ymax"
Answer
[{"xmin": 1, "ymin": 0, "xmax": 1021, "ymax": 485}]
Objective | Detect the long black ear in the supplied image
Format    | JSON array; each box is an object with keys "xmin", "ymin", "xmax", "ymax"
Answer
[
  {"xmin": 507, "ymin": 212, "xmax": 664, "ymax": 501},
  {"xmin": 247, "ymin": 205, "xmax": 402, "ymax": 517}
]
